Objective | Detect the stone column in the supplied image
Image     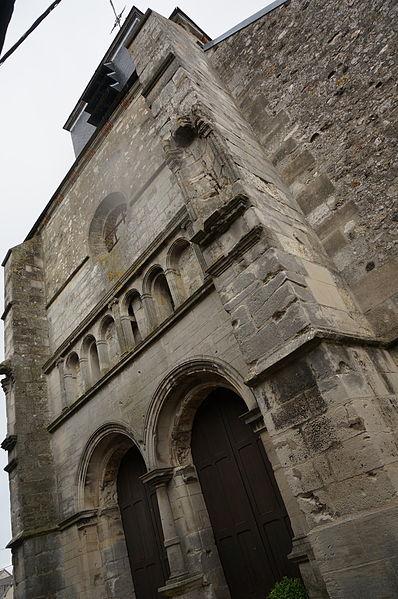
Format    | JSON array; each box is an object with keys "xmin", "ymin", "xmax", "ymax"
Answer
[
  {"xmin": 56, "ymin": 358, "xmax": 68, "ymax": 410},
  {"xmin": 108, "ymin": 297, "xmax": 128, "ymax": 353},
  {"xmin": 141, "ymin": 468, "xmax": 204, "ymax": 598},
  {"xmin": 95, "ymin": 340, "xmax": 109, "ymax": 374},
  {"xmin": 120, "ymin": 314, "xmax": 135, "ymax": 349},
  {"xmin": 141, "ymin": 292, "xmax": 158, "ymax": 331},
  {"xmin": 79, "ymin": 356, "xmax": 91, "ymax": 391},
  {"xmin": 164, "ymin": 267, "xmax": 186, "ymax": 308}
]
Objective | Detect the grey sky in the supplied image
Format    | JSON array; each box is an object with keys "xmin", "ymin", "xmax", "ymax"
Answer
[{"xmin": 0, "ymin": 0, "xmax": 272, "ymax": 570}]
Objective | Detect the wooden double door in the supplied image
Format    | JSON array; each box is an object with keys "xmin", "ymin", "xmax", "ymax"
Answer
[
  {"xmin": 191, "ymin": 388, "xmax": 298, "ymax": 599},
  {"xmin": 117, "ymin": 388, "xmax": 298, "ymax": 599},
  {"xmin": 117, "ymin": 447, "xmax": 169, "ymax": 598}
]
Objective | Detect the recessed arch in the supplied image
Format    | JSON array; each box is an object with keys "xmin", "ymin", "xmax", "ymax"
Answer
[
  {"xmin": 143, "ymin": 265, "xmax": 175, "ymax": 324},
  {"xmin": 88, "ymin": 192, "xmax": 128, "ymax": 256},
  {"xmin": 81, "ymin": 334, "xmax": 100, "ymax": 387},
  {"xmin": 144, "ymin": 356, "xmax": 257, "ymax": 469},
  {"xmin": 76, "ymin": 423, "xmax": 150, "ymax": 598},
  {"xmin": 166, "ymin": 238, "xmax": 204, "ymax": 300},
  {"xmin": 121, "ymin": 289, "xmax": 145, "ymax": 345},
  {"xmin": 77, "ymin": 422, "xmax": 141, "ymax": 511},
  {"xmin": 99, "ymin": 314, "xmax": 120, "ymax": 365}
]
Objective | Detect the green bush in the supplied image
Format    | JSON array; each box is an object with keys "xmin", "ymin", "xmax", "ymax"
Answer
[{"xmin": 267, "ymin": 577, "xmax": 309, "ymax": 599}]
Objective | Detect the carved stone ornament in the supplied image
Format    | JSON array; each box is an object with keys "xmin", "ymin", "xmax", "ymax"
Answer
[
  {"xmin": 0, "ymin": 360, "xmax": 14, "ymax": 394},
  {"xmin": 1, "ymin": 435, "xmax": 17, "ymax": 452}
]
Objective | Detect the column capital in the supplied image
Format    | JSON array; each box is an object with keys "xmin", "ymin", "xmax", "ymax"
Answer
[{"xmin": 141, "ymin": 467, "xmax": 174, "ymax": 487}]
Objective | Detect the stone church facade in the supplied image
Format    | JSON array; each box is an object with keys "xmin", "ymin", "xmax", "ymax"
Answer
[{"xmin": 1, "ymin": 1, "xmax": 397, "ymax": 598}]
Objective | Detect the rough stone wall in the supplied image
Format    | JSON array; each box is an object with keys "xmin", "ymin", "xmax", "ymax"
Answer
[{"xmin": 208, "ymin": 0, "xmax": 398, "ymax": 338}]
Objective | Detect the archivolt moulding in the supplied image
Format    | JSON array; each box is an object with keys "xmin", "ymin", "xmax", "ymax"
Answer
[
  {"xmin": 144, "ymin": 356, "xmax": 257, "ymax": 469},
  {"xmin": 76, "ymin": 421, "xmax": 142, "ymax": 511}
]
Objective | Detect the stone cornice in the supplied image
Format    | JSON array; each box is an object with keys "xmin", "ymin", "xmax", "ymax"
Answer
[
  {"xmin": 206, "ymin": 224, "xmax": 264, "ymax": 277},
  {"xmin": 1, "ymin": 301, "xmax": 12, "ymax": 321},
  {"xmin": 7, "ymin": 525, "xmax": 59, "ymax": 549},
  {"xmin": 191, "ymin": 194, "xmax": 250, "ymax": 247},
  {"xmin": 246, "ymin": 327, "xmax": 394, "ymax": 385},
  {"xmin": 46, "ymin": 257, "xmax": 89, "ymax": 310},
  {"xmin": 57, "ymin": 510, "xmax": 98, "ymax": 531},
  {"xmin": 4, "ymin": 458, "xmax": 17, "ymax": 473}
]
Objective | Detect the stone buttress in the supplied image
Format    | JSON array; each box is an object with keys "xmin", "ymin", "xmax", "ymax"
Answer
[{"xmin": 1, "ymin": 238, "xmax": 64, "ymax": 597}]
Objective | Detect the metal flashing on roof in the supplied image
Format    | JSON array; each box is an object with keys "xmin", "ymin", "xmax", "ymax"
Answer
[
  {"xmin": 63, "ymin": 6, "xmax": 143, "ymax": 131},
  {"xmin": 203, "ymin": 0, "xmax": 288, "ymax": 51}
]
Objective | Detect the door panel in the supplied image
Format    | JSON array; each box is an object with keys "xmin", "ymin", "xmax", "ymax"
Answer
[
  {"xmin": 117, "ymin": 447, "xmax": 169, "ymax": 599},
  {"xmin": 191, "ymin": 388, "xmax": 299, "ymax": 599}
]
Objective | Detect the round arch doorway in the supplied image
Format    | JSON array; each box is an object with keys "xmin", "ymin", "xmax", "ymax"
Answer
[
  {"xmin": 191, "ymin": 388, "xmax": 299, "ymax": 599},
  {"xmin": 117, "ymin": 446, "xmax": 169, "ymax": 598}
]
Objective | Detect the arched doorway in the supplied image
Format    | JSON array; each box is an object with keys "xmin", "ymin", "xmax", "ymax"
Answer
[
  {"xmin": 117, "ymin": 446, "xmax": 169, "ymax": 598},
  {"xmin": 191, "ymin": 388, "xmax": 299, "ymax": 599}
]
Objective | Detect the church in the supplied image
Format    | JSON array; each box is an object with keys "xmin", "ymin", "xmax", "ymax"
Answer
[{"xmin": 1, "ymin": 1, "xmax": 398, "ymax": 597}]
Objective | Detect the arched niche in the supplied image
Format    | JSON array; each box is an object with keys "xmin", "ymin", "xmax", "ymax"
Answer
[
  {"xmin": 88, "ymin": 192, "xmax": 128, "ymax": 257},
  {"xmin": 99, "ymin": 314, "xmax": 120, "ymax": 366},
  {"xmin": 143, "ymin": 265, "xmax": 175, "ymax": 325},
  {"xmin": 167, "ymin": 238, "xmax": 204, "ymax": 301},
  {"xmin": 121, "ymin": 289, "xmax": 145, "ymax": 347},
  {"xmin": 81, "ymin": 334, "xmax": 101, "ymax": 388},
  {"xmin": 64, "ymin": 351, "xmax": 81, "ymax": 402}
]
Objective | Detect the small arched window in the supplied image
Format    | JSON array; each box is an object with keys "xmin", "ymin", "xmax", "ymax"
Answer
[
  {"xmin": 89, "ymin": 340, "xmax": 100, "ymax": 383},
  {"xmin": 103, "ymin": 204, "xmax": 127, "ymax": 252},
  {"xmin": 128, "ymin": 296, "xmax": 143, "ymax": 345}
]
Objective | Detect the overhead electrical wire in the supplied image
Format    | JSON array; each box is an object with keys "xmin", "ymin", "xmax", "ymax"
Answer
[
  {"xmin": 0, "ymin": 0, "xmax": 63, "ymax": 66},
  {"xmin": 0, "ymin": 0, "xmax": 124, "ymax": 67}
]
